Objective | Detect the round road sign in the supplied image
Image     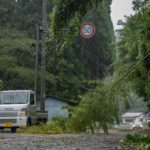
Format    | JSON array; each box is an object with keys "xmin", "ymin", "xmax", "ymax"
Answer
[{"xmin": 80, "ymin": 22, "xmax": 96, "ymax": 38}]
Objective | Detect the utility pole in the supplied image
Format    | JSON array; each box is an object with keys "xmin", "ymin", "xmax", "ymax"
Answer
[
  {"xmin": 40, "ymin": 0, "xmax": 47, "ymax": 111},
  {"xmin": 34, "ymin": 24, "xmax": 39, "ymax": 100}
]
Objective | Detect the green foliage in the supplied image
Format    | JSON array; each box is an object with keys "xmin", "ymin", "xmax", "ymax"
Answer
[
  {"xmin": 0, "ymin": 0, "xmax": 43, "ymax": 37},
  {"xmin": 17, "ymin": 116, "xmax": 74, "ymax": 134},
  {"xmin": 0, "ymin": 28, "xmax": 35, "ymax": 90},
  {"xmin": 114, "ymin": 0, "xmax": 150, "ymax": 108},
  {"xmin": 69, "ymin": 76, "xmax": 129, "ymax": 133},
  {"xmin": 50, "ymin": 116, "xmax": 68, "ymax": 130},
  {"xmin": 148, "ymin": 122, "xmax": 150, "ymax": 129},
  {"xmin": 122, "ymin": 134, "xmax": 150, "ymax": 150},
  {"xmin": 17, "ymin": 124, "xmax": 63, "ymax": 134},
  {"xmin": 50, "ymin": 0, "xmax": 103, "ymax": 36},
  {"xmin": 0, "ymin": 0, "xmax": 114, "ymax": 103},
  {"xmin": 50, "ymin": 0, "xmax": 113, "ymax": 49},
  {"xmin": 46, "ymin": 0, "xmax": 114, "ymax": 100}
]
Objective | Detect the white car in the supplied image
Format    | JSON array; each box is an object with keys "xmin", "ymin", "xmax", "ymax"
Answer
[{"xmin": 132, "ymin": 122, "xmax": 143, "ymax": 129}]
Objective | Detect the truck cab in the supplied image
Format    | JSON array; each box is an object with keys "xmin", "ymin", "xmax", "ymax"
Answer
[{"xmin": 0, "ymin": 90, "xmax": 47, "ymax": 132}]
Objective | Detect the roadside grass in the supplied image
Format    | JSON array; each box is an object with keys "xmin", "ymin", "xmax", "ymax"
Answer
[
  {"xmin": 17, "ymin": 123, "xmax": 64, "ymax": 134},
  {"xmin": 17, "ymin": 116, "xmax": 75, "ymax": 134},
  {"xmin": 114, "ymin": 123, "xmax": 149, "ymax": 130},
  {"xmin": 113, "ymin": 124, "xmax": 132, "ymax": 129}
]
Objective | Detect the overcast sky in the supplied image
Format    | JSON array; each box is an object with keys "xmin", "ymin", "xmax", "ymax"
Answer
[{"xmin": 111, "ymin": 0, "xmax": 134, "ymax": 29}]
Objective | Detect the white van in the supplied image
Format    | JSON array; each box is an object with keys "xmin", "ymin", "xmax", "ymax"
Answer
[{"xmin": 0, "ymin": 90, "xmax": 48, "ymax": 132}]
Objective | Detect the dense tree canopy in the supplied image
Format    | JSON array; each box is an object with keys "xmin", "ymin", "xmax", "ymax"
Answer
[
  {"xmin": 0, "ymin": 0, "xmax": 43, "ymax": 37},
  {"xmin": 51, "ymin": 0, "xmax": 103, "ymax": 35},
  {"xmin": 114, "ymin": 0, "xmax": 150, "ymax": 107},
  {"xmin": 1, "ymin": 0, "xmax": 149, "ymax": 133},
  {"xmin": 0, "ymin": 0, "xmax": 114, "ymax": 101}
]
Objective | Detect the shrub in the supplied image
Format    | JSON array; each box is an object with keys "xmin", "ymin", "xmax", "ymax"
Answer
[{"xmin": 122, "ymin": 134, "xmax": 150, "ymax": 150}]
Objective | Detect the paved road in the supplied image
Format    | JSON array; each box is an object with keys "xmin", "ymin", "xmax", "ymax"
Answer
[{"xmin": 0, "ymin": 132, "xmax": 127, "ymax": 150}]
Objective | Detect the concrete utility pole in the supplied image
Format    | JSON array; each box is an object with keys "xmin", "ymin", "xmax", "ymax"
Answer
[
  {"xmin": 34, "ymin": 24, "xmax": 39, "ymax": 100},
  {"xmin": 40, "ymin": 0, "xmax": 47, "ymax": 111}
]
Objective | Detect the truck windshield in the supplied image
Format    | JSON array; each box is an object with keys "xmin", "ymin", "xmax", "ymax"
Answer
[{"xmin": 0, "ymin": 91, "xmax": 28, "ymax": 104}]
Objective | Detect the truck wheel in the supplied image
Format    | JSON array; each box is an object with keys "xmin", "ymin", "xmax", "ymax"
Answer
[
  {"xmin": 27, "ymin": 118, "xmax": 31, "ymax": 126},
  {"xmin": 44, "ymin": 119, "xmax": 47, "ymax": 124},
  {"xmin": 0, "ymin": 128, "xmax": 4, "ymax": 133},
  {"xmin": 11, "ymin": 127, "xmax": 17, "ymax": 133}
]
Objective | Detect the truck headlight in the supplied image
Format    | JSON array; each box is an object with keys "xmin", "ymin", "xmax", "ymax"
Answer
[{"xmin": 20, "ymin": 108, "xmax": 27, "ymax": 117}]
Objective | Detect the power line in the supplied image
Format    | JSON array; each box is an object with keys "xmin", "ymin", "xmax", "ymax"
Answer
[
  {"xmin": 118, "ymin": 52, "xmax": 150, "ymax": 81},
  {"xmin": 94, "ymin": 51, "xmax": 150, "ymax": 98},
  {"xmin": 0, "ymin": 33, "xmax": 33, "ymax": 51},
  {"xmin": 0, "ymin": 32, "xmax": 96, "ymax": 91},
  {"xmin": 3, "ymin": 29, "xmax": 148, "ymax": 93},
  {"xmin": 77, "ymin": 39, "xmax": 110, "ymax": 71},
  {"xmin": 76, "ymin": 39, "xmax": 112, "ymax": 77}
]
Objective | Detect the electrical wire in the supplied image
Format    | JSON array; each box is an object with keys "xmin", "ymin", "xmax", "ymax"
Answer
[
  {"xmin": 0, "ymin": 33, "xmax": 34, "ymax": 51},
  {"xmin": 0, "ymin": 33, "xmax": 96, "ymax": 91},
  {"xmin": 2, "ymin": 31, "xmax": 148, "ymax": 93},
  {"xmin": 95, "ymin": 51, "xmax": 150, "ymax": 98}
]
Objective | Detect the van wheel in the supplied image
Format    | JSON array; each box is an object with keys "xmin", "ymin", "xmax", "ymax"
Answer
[
  {"xmin": 0, "ymin": 128, "xmax": 4, "ymax": 133},
  {"xmin": 11, "ymin": 127, "xmax": 17, "ymax": 133},
  {"xmin": 44, "ymin": 119, "xmax": 47, "ymax": 124},
  {"xmin": 27, "ymin": 118, "xmax": 31, "ymax": 126}
]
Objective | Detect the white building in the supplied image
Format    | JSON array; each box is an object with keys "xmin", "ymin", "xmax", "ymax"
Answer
[{"xmin": 122, "ymin": 112, "xmax": 145, "ymax": 124}]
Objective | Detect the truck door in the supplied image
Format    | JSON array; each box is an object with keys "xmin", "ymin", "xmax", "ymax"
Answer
[{"xmin": 28, "ymin": 93, "xmax": 36, "ymax": 125}]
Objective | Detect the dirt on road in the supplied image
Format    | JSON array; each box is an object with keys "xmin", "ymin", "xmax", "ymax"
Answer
[{"xmin": 0, "ymin": 132, "xmax": 127, "ymax": 150}]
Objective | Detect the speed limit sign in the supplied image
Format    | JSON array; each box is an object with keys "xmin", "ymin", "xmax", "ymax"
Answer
[{"xmin": 80, "ymin": 22, "xmax": 96, "ymax": 38}]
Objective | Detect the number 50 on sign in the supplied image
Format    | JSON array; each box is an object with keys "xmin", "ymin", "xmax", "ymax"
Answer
[{"xmin": 80, "ymin": 22, "xmax": 96, "ymax": 39}]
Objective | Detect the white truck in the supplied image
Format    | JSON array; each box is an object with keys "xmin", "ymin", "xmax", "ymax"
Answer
[{"xmin": 0, "ymin": 90, "xmax": 48, "ymax": 132}]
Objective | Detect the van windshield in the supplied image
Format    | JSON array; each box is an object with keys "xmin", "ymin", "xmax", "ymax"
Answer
[{"xmin": 0, "ymin": 91, "xmax": 28, "ymax": 104}]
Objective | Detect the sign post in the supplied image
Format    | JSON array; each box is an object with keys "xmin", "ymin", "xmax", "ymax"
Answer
[{"xmin": 80, "ymin": 22, "xmax": 96, "ymax": 38}]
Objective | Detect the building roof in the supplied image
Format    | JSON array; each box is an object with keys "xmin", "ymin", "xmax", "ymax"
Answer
[
  {"xmin": 45, "ymin": 95, "xmax": 78, "ymax": 106},
  {"xmin": 0, "ymin": 90, "xmax": 33, "ymax": 93},
  {"xmin": 122, "ymin": 112, "xmax": 143, "ymax": 118}
]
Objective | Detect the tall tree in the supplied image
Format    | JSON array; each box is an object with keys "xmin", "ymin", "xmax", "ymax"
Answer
[
  {"xmin": 114, "ymin": 0, "xmax": 150, "ymax": 108},
  {"xmin": 0, "ymin": 0, "xmax": 43, "ymax": 37},
  {"xmin": 46, "ymin": 0, "xmax": 114, "ymax": 100}
]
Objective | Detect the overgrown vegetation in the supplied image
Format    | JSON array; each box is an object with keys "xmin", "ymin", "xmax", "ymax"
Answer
[
  {"xmin": 17, "ymin": 116, "xmax": 73, "ymax": 134},
  {"xmin": 0, "ymin": 0, "xmax": 150, "ymax": 135},
  {"xmin": 121, "ymin": 134, "xmax": 150, "ymax": 150},
  {"xmin": 114, "ymin": 0, "xmax": 150, "ymax": 108},
  {"xmin": 0, "ymin": 0, "xmax": 114, "ymax": 101},
  {"xmin": 17, "ymin": 124, "xmax": 64, "ymax": 134},
  {"xmin": 69, "ymin": 76, "xmax": 130, "ymax": 133}
]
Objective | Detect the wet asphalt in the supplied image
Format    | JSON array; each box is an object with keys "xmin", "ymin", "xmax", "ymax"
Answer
[{"xmin": 0, "ymin": 132, "xmax": 127, "ymax": 150}]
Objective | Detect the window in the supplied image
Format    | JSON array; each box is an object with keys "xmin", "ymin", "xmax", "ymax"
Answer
[
  {"xmin": 125, "ymin": 118, "xmax": 133, "ymax": 123},
  {"xmin": 15, "ymin": 92, "xmax": 28, "ymax": 104},
  {"xmin": 140, "ymin": 118, "xmax": 143, "ymax": 122},
  {"xmin": 0, "ymin": 91, "xmax": 28, "ymax": 104},
  {"xmin": 3, "ymin": 92, "xmax": 15, "ymax": 104},
  {"xmin": 30, "ymin": 94, "xmax": 35, "ymax": 105}
]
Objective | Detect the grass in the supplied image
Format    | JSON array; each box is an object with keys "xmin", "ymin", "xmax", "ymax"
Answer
[
  {"xmin": 113, "ymin": 124, "xmax": 132, "ymax": 129},
  {"xmin": 17, "ymin": 123, "xmax": 64, "ymax": 134}
]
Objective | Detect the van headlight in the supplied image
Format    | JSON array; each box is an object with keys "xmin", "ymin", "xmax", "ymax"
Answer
[{"xmin": 20, "ymin": 108, "xmax": 27, "ymax": 117}]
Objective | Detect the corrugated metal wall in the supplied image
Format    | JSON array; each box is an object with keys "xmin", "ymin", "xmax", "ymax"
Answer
[{"xmin": 37, "ymin": 97, "xmax": 68, "ymax": 120}]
